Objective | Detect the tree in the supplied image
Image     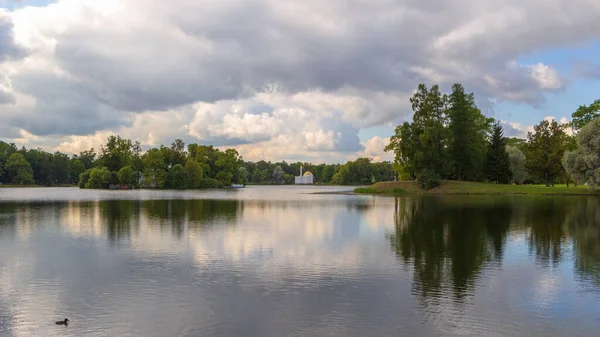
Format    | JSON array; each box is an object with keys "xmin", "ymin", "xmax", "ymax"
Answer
[
  {"xmin": 506, "ymin": 146, "xmax": 528, "ymax": 184},
  {"xmin": 4, "ymin": 153, "xmax": 34, "ymax": 184},
  {"xmin": 76, "ymin": 149, "xmax": 97, "ymax": 169},
  {"xmin": 167, "ymin": 164, "xmax": 188, "ymax": 189},
  {"xmin": 272, "ymin": 166, "xmax": 285, "ymax": 184},
  {"xmin": 563, "ymin": 117, "xmax": 600, "ymax": 189},
  {"xmin": 526, "ymin": 119, "xmax": 568, "ymax": 186},
  {"xmin": 117, "ymin": 166, "xmax": 137, "ymax": 187},
  {"xmin": 447, "ymin": 83, "xmax": 492, "ymax": 181},
  {"xmin": 99, "ymin": 135, "xmax": 133, "ymax": 172},
  {"xmin": 71, "ymin": 159, "xmax": 86, "ymax": 184},
  {"xmin": 86, "ymin": 167, "xmax": 111, "ymax": 189},
  {"xmin": 79, "ymin": 169, "xmax": 91, "ymax": 188},
  {"xmin": 51, "ymin": 151, "xmax": 71, "ymax": 185},
  {"xmin": 185, "ymin": 160, "xmax": 203, "ymax": 188},
  {"xmin": 142, "ymin": 148, "xmax": 167, "ymax": 188},
  {"xmin": 386, "ymin": 84, "xmax": 449, "ymax": 180},
  {"xmin": 484, "ymin": 122, "xmax": 512, "ymax": 184},
  {"xmin": 571, "ymin": 99, "xmax": 600, "ymax": 131}
]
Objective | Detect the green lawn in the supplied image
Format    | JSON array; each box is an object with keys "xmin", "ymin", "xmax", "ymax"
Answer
[{"xmin": 354, "ymin": 180, "xmax": 599, "ymax": 196}]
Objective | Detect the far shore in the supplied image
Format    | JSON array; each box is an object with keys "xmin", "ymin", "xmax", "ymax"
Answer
[{"xmin": 325, "ymin": 181, "xmax": 600, "ymax": 196}]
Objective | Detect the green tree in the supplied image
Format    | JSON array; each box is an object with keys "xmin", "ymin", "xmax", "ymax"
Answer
[
  {"xmin": 185, "ymin": 159, "xmax": 203, "ymax": 188},
  {"xmin": 506, "ymin": 146, "xmax": 528, "ymax": 184},
  {"xmin": 563, "ymin": 117, "xmax": 600, "ymax": 189},
  {"xmin": 99, "ymin": 135, "xmax": 133, "ymax": 172},
  {"xmin": 215, "ymin": 149, "xmax": 242, "ymax": 185},
  {"xmin": 76, "ymin": 149, "xmax": 97, "ymax": 169},
  {"xmin": 71, "ymin": 159, "xmax": 86, "ymax": 184},
  {"xmin": 272, "ymin": 166, "xmax": 285, "ymax": 184},
  {"xmin": 571, "ymin": 99, "xmax": 600, "ymax": 131},
  {"xmin": 79, "ymin": 169, "xmax": 91, "ymax": 188},
  {"xmin": 51, "ymin": 152, "xmax": 71, "ymax": 185},
  {"xmin": 117, "ymin": 166, "xmax": 137, "ymax": 187},
  {"xmin": 4, "ymin": 153, "xmax": 34, "ymax": 184},
  {"xmin": 386, "ymin": 84, "xmax": 449, "ymax": 179},
  {"xmin": 85, "ymin": 167, "xmax": 111, "ymax": 189},
  {"xmin": 447, "ymin": 83, "xmax": 492, "ymax": 181},
  {"xmin": 526, "ymin": 119, "xmax": 568, "ymax": 186},
  {"xmin": 484, "ymin": 122, "xmax": 512, "ymax": 184},
  {"xmin": 142, "ymin": 148, "xmax": 167, "ymax": 188},
  {"xmin": 167, "ymin": 164, "xmax": 188, "ymax": 189}
]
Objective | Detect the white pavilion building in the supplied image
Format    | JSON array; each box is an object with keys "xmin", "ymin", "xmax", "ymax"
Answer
[{"xmin": 295, "ymin": 166, "xmax": 314, "ymax": 185}]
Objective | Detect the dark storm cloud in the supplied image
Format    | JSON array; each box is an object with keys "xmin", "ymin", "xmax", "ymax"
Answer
[{"xmin": 9, "ymin": 72, "xmax": 133, "ymax": 136}]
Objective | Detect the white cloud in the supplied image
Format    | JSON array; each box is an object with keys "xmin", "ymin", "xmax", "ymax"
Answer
[{"xmin": 0, "ymin": 0, "xmax": 599, "ymax": 161}]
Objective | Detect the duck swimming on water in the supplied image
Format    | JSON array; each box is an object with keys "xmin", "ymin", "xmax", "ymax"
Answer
[{"xmin": 55, "ymin": 318, "xmax": 69, "ymax": 325}]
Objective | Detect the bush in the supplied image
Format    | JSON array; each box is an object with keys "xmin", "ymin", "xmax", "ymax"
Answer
[
  {"xmin": 417, "ymin": 169, "xmax": 441, "ymax": 190},
  {"xmin": 79, "ymin": 169, "xmax": 92, "ymax": 188},
  {"xmin": 198, "ymin": 177, "xmax": 224, "ymax": 188}
]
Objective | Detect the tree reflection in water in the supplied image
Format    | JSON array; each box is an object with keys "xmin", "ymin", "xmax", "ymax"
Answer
[{"xmin": 389, "ymin": 196, "xmax": 600, "ymax": 300}]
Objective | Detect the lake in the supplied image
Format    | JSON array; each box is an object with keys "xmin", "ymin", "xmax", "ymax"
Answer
[{"xmin": 0, "ymin": 186, "xmax": 599, "ymax": 336}]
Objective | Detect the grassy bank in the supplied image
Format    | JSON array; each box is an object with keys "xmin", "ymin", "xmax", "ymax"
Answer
[{"xmin": 354, "ymin": 180, "xmax": 600, "ymax": 196}]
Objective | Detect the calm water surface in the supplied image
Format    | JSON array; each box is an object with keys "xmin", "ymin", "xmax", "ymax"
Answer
[{"xmin": 1, "ymin": 186, "xmax": 599, "ymax": 336}]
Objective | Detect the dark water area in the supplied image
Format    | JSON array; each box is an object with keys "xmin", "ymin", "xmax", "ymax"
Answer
[{"xmin": 0, "ymin": 187, "xmax": 599, "ymax": 336}]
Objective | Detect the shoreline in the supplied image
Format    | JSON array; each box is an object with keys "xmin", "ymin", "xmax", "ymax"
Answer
[{"xmin": 348, "ymin": 181, "xmax": 600, "ymax": 197}]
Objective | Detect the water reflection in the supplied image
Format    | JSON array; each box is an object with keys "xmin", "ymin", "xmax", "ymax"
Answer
[
  {"xmin": 389, "ymin": 197, "xmax": 512, "ymax": 301},
  {"xmin": 1, "ymin": 192, "xmax": 600, "ymax": 336},
  {"xmin": 389, "ymin": 196, "xmax": 600, "ymax": 300}
]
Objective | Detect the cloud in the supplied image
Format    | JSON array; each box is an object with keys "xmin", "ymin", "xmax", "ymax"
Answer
[{"xmin": 0, "ymin": 0, "xmax": 599, "ymax": 161}]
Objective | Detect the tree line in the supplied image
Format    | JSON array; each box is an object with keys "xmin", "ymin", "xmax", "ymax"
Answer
[
  {"xmin": 0, "ymin": 137, "xmax": 394, "ymax": 189},
  {"xmin": 385, "ymin": 84, "xmax": 599, "ymax": 189}
]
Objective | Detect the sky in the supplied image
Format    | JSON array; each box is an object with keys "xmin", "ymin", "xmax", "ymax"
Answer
[{"xmin": 0, "ymin": 0, "xmax": 599, "ymax": 164}]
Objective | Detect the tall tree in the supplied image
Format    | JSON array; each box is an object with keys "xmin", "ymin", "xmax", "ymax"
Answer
[
  {"xmin": 385, "ymin": 84, "xmax": 449, "ymax": 180},
  {"xmin": 484, "ymin": 122, "xmax": 512, "ymax": 184},
  {"xmin": 142, "ymin": 148, "xmax": 167, "ymax": 188},
  {"xmin": 571, "ymin": 99, "xmax": 600, "ymax": 131},
  {"xmin": 5, "ymin": 153, "xmax": 34, "ymax": 184},
  {"xmin": 526, "ymin": 119, "xmax": 568, "ymax": 186},
  {"xmin": 447, "ymin": 83, "xmax": 492, "ymax": 180},
  {"xmin": 563, "ymin": 117, "xmax": 600, "ymax": 189},
  {"xmin": 99, "ymin": 136, "xmax": 133, "ymax": 172},
  {"xmin": 272, "ymin": 166, "xmax": 285, "ymax": 184}
]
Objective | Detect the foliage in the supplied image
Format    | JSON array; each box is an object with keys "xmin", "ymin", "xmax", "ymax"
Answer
[
  {"xmin": 272, "ymin": 166, "xmax": 285, "ymax": 184},
  {"xmin": 142, "ymin": 148, "xmax": 168, "ymax": 188},
  {"xmin": 117, "ymin": 166, "xmax": 137, "ymax": 187},
  {"xmin": 71, "ymin": 159, "xmax": 86, "ymax": 183},
  {"xmin": 447, "ymin": 83, "xmax": 492, "ymax": 181},
  {"xmin": 4, "ymin": 153, "xmax": 34, "ymax": 184},
  {"xmin": 198, "ymin": 177, "xmax": 223, "ymax": 188},
  {"xmin": 167, "ymin": 164, "xmax": 188, "ymax": 189},
  {"xmin": 563, "ymin": 117, "xmax": 600, "ymax": 189},
  {"xmin": 85, "ymin": 167, "xmax": 111, "ymax": 189},
  {"xmin": 185, "ymin": 160, "xmax": 204, "ymax": 188},
  {"xmin": 525, "ymin": 119, "xmax": 569, "ymax": 186},
  {"xmin": 99, "ymin": 135, "xmax": 133, "ymax": 172},
  {"xmin": 79, "ymin": 169, "xmax": 91, "ymax": 188},
  {"xmin": 387, "ymin": 84, "xmax": 450, "ymax": 178},
  {"xmin": 484, "ymin": 122, "xmax": 512, "ymax": 184},
  {"xmin": 571, "ymin": 99, "xmax": 600, "ymax": 131},
  {"xmin": 416, "ymin": 169, "xmax": 441, "ymax": 190},
  {"xmin": 506, "ymin": 146, "xmax": 528, "ymax": 184}
]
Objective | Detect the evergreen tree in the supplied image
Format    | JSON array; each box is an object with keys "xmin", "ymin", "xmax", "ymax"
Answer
[{"xmin": 484, "ymin": 122, "xmax": 512, "ymax": 184}]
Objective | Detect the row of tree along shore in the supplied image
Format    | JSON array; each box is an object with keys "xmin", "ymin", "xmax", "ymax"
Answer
[
  {"xmin": 0, "ymin": 137, "xmax": 395, "ymax": 189},
  {"xmin": 382, "ymin": 83, "xmax": 599, "ymax": 191}
]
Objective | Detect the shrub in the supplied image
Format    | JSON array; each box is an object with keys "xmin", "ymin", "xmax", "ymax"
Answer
[
  {"xmin": 199, "ymin": 177, "xmax": 224, "ymax": 188},
  {"xmin": 417, "ymin": 169, "xmax": 441, "ymax": 190}
]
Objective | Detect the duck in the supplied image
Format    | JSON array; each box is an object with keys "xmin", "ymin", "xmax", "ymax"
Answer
[{"xmin": 55, "ymin": 318, "xmax": 69, "ymax": 325}]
